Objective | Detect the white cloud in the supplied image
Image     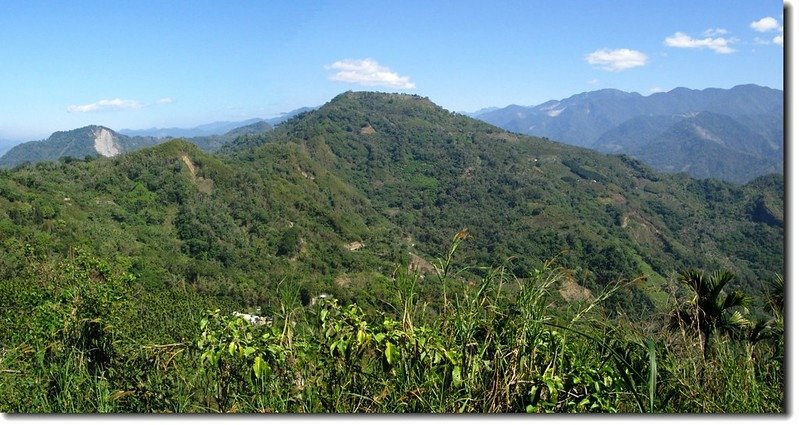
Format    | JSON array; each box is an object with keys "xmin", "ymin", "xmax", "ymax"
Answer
[
  {"xmin": 649, "ymin": 87, "xmax": 666, "ymax": 93},
  {"xmin": 751, "ymin": 17, "xmax": 780, "ymax": 32},
  {"xmin": 749, "ymin": 17, "xmax": 783, "ymax": 45},
  {"xmin": 67, "ymin": 98, "xmax": 144, "ymax": 113},
  {"xmin": 67, "ymin": 97, "xmax": 174, "ymax": 113},
  {"xmin": 664, "ymin": 32, "xmax": 735, "ymax": 54},
  {"xmin": 584, "ymin": 48, "xmax": 648, "ymax": 71},
  {"xmin": 587, "ymin": 78, "xmax": 599, "ymax": 85},
  {"xmin": 325, "ymin": 59, "xmax": 415, "ymax": 89}
]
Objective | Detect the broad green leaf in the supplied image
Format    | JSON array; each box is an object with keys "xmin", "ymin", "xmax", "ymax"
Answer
[
  {"xmin": 253, "ymin": 355, "xmax": 263, "ymax": 378},
  {"xmin": 385, "ymin": 341, "xmax": 398, "ymax": 365}
]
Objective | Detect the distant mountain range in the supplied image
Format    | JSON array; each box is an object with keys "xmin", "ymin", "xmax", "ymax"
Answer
[
  {"xmin": 474, "ymin": 84, "xmax": 783, "ymax": 183},
  {"xmin": 0, "ymin": 118, "xmax": 280, "ymax": 169},
  {"xmin": 0, "ymin": 106, "xmax": 321, "ymax": 168},
  {"xmin": 119, "ymin": 118, "xmax": 267, "ymax": 138},
  {"xmin": 118, "ymin": 107, "xmax": 315, "ymax": 138}
]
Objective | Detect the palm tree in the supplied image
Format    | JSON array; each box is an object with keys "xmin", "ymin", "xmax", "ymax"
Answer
[{"xmin": 670, "ymin": 269, "xmax": 751, "ymax": 358}]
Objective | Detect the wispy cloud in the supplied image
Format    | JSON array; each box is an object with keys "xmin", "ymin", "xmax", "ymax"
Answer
[
  {"xmin": 325, "ymin": 59, "xmax": 415, "ymax": 89},
  {"xmin": 67, "ymin": 97, "xmax": 173, "ymax": 113},
  {"xmin": 649, "ymin": 87, "xmax": 667, "ymax": 94},
  {"xmin": 585, "ymin": 48, "xmax": 648, "ymax": 72},
  {"xmin": 703, "ymin": 28, "xmax": 728, "ymax": 37},
  {"xmin": 664, "ymin": 32, "xmax": 735, "ymax": 54}
]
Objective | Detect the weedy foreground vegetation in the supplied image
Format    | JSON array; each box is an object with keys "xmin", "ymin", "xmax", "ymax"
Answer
[{"xmin": 0, "ymin": 232, "xmax": 783, "ymax": 413}]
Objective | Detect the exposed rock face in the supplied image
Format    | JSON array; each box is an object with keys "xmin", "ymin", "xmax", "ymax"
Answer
[{"xmin": 93, "ymin": 127, "xmax": 121, "ymax": 157}]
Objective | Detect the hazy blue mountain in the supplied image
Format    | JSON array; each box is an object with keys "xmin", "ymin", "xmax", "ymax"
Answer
[
  {"xmin": 475, "ymin": 85, "xmax": 783, "ymax": 183},
  {"xmin": 264, "ymin": 107, "xmax": 317, "ymax": 126},
  {"xmin": 464, "ymin": 106, "xmax": 500, "ymax": 117},
  {"xmin": 592, "ymin": 111, "xmax": 783, "ymax": 183},
  {"xmin": 118, "ymin": 107, "xmax": 316, "ymax": 139},
  {"xmin": 0, "ymin": 139, "xmax": 20, "ymax": 157},
  {"xmin": 119, "ymin": 118, "xmax": 266, "ymax": 138},
  {"xmin": 592, "ymin": 115, "xmax": 682, "ymax": 153},
  {"xmin": 184, "ymin": 120, "xmax": 274, "ymax": 152},
  {"xmin": 476, "ymin": 88, "xmax": 648, "ymax": 146}
]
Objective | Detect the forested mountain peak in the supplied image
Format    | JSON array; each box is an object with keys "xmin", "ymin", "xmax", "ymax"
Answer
[{"xmin": 216, "ymin": 91, "xmax": 782, "ymax": 315}]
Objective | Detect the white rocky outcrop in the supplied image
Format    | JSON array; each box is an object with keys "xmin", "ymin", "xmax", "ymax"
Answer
[{"xmin": 93, "ymin": 127, "xmax": 121, "ymax": 157}]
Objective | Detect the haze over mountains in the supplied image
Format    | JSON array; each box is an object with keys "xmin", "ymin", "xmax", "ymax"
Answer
[
  {"xmin": 0, "ymin": 139, "xmax": 17, "ymax": 157},
  {"xmin": 0, "ymin": 107, "xmax": 316, "ymax": 168},
  {"xmin": 118, "ymin": 107, "xmax": 315, "ymax": 138},
  {"xmin": 473, "ymin": 84, "xmax": 783, "ymax": 183},
  {"xmin": 0, "ymin": 124, "xmax": 264, "ymax": 169}
]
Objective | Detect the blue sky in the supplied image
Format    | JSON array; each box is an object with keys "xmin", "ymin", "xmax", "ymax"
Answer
[{"xmin": 0, "ymin": 0, "xmax": 785, "ymax": 141}]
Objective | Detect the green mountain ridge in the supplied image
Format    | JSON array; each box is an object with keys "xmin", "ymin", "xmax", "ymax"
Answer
[{"xmin": 227, "ymin": 91, "xmax": 782, "ymax": 308}]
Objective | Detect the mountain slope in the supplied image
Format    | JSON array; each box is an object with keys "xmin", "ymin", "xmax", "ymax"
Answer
[
  {"xmin": 593, "ymin": 111, "xmax": 783, "ymax": 183},
  {"xmin": 636, "ymin": 112, "xmax": 780, "ymax": 182},
  {"xmin": 223, "ymin": 91, "xmax": 783, "ymax": 308},
  {"xmin": 475, "ymin": 85, "xmax": 783, "ymax": 183},
  {"xmin": 0, "ymin": 126, "xmax": 162, "ymax": 168}
]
